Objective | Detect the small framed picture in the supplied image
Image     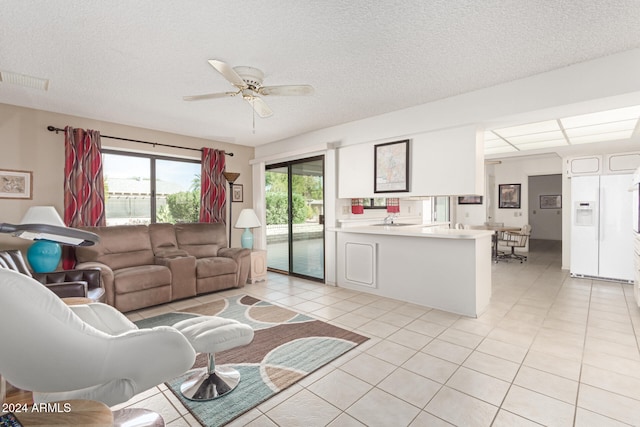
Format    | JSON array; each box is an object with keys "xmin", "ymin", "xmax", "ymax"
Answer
[
  {"xmin": 458, "ymin": 195, "xmax": 483, "ymax": 205},
  {"xmin": 540, "ymin": 195, "xmax": 561, "ymax": 209},
  {"xmin": 232, "ymin": 184, "xmax": 243, "ymax": 203},
  {"xmin": 498, "ymin": 184, "xmax": 521, "ymax": 209},
  {"xmin": 0, "ymin": 169, "xmax": 32, "ymax": 199}
]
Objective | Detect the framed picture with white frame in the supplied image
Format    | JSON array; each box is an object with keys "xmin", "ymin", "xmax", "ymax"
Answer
[{"xmin": 0, "ymin": 169, "xmax": 33, "ymax": 199}]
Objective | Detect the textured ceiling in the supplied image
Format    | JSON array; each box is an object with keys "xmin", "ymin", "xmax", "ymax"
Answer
[{"xmin": 2, "ymin": 1, "xmax": 640, "ymax": 147}]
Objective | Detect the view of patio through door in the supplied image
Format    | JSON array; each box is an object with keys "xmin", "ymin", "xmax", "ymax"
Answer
[{"xmin": 265, "ymin": 156, "xmax": 324, "ymax": 281}]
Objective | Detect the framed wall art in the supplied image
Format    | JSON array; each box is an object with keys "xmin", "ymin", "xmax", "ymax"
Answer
[
  {"xmin": 0, "ymin": 169, "xmax": 32, "ymax": 199},
  {"xmin": 232, "ymin": 184, "xmax": 243, "ymax": 203},
  {"xmin": 458, "ymin": 195, "xmax": 483, "ymax": 205},
  {"xmin": 374, "ymin": 139, "xmax": 410, "ymax": 193},
  {"xmin": 498, "ymin": 184, "xmax": 521, "ymax": 209},
  {"xmin": 540, "ymin": 194, "xmax": 561, "ymax": 209}
]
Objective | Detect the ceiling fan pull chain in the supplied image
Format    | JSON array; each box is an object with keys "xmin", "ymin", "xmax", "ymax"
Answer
[{"xmin": 252, "ymin": 99, "xmax": 256, "ymax": 134}]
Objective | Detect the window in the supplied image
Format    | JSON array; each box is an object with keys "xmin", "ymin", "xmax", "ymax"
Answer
[
  {"xmin": 102, "ymin": 150, "xmax": 200, "ymax": 225},
  {"xmin": 363, "ymin": 198, "xmax": 387, "ymax": 209},
  {"xmin": 421, "ymin": 196, "xmax": 451, "ymax": 222}
]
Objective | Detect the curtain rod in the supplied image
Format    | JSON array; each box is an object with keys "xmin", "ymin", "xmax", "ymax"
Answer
[{"xmin": 46, "ymin": 126, "xmax": 234, "ymax": 156}]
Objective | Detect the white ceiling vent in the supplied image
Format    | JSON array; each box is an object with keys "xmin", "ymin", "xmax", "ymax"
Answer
[{"xmin": 0, "ymin": 70, "xmax": 49, "ymax": 91}]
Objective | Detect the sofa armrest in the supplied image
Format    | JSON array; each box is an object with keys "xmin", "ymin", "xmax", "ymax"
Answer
[
  {"xmin": 33, "ymin": 268, "xmax": 106, "ymax": 302},
  {"xmin": 44, "ymin": 281, "xmax": 88, "ymax": 298},
  {"xmin": 76, "ymin": 261, "xmax": 115, "ymax": 306},
  {"xmin": 33, "ymin": 268, "xmax": 101, "ymax": 288},
  {"xmin": 217, "ymin": 247, "xmax": 251, "ymax": 287},
  {"xmin": 217, "ymin": 247, "xmax": 251, "ymax": 261}
]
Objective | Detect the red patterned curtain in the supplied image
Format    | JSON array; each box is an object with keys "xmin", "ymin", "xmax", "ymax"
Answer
[
  {"xmin": 63, "ymin": 126, "xmax": 106, "ymax": 268},
  {"xmin": 200, "ymin": 147, "xmax": 226, "ymax": 223}
]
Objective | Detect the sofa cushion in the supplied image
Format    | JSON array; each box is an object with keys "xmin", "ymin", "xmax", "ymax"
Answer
[
  {"xmin": 149, "ymin": 223, "xmax": 188, "ymax": 257},
  {"xmin": 113, "ymin": 265, "xmax": 171, "ymax": 294},
  {"xmin": 175, "ymin": 223, "xmax": 227, "ymax": 259},
  {"xmin": 196, "ymin": 257, "xmax": 237, "ymax": 278},
  {"xmin": 77, "ymin": 225, "xmax": 154, "ymax": 270}
]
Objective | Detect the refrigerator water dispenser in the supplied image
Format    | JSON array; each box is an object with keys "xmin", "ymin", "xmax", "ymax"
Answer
[{"xmin": 575, "ymin": 202, "xmax": 595, "ymax": 226}]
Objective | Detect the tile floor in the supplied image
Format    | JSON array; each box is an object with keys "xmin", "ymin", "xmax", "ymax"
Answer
[{"xmin": 120, "ymin": 240, "xmax": 640, "ymax": 426}]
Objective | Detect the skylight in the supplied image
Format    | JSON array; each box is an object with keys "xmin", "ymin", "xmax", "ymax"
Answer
[{"xmin": 484, "ymin": 105, "xmax": 640, "ymax": 155}]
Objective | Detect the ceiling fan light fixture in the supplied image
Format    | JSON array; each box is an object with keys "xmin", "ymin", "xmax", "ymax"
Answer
[
  {"xmin": 233, "ymin": 66, "xmax": 264, "ymax": 88},
  {"xmin": 241, "ymin": 89, "xmax": 254, "ymax": 100}
]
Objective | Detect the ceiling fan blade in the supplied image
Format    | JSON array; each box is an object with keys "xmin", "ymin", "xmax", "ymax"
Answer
[
  {"xmin": 183, "ymin": 92, "xmax": 236, "ymax": 101},
  {"xmin": 246, "ymin": 96, "xmax": 273, "ymax": 118},
  {"xmin": 259, "ymin": 85, "xmax": 314, "ymax": 96},
  {"xmin": 208, "ymin": 60, "xmax": 247, "ymax": 88}
]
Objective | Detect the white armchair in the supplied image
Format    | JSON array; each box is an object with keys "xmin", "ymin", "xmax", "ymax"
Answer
[{"xmin": 0, "ymin": 269, "xmax": 195, "ymax": 408}]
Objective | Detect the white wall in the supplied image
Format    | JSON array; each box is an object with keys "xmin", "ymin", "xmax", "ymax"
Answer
[
  {"xmin": 491, "ymin": 156, "xmax": 563, "ymax": 229},
  {"xmin": 455, "ymin": 200, "xmax": 487, "ymax": 226}
]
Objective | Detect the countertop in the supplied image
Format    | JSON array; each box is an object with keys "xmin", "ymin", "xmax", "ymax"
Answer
[{"xmin": 330, "ymin": 224, "xmax": 494, "ymax": 240}]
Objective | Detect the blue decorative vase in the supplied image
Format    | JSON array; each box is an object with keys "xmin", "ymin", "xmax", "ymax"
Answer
[
  {"xmin": 27, "ymin": 240, "xmax": 62, "ymax": 273},
  {"xmin": 241, "ymin": 228, "xmax": 254, "ymax": 249}
]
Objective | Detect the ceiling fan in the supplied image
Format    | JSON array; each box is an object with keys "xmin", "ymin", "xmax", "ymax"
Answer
[{"xmin": 183, "ymin": 60, "xmax": 314, "ymax": 118}]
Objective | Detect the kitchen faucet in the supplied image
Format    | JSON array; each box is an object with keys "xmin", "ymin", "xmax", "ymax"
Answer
[{"xmin": 383, "ymin": 214, "xmax": 398, "ymax": 224}]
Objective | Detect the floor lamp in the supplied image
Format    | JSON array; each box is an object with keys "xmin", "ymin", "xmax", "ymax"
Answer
[{"xmin": 223, "ymin": 171, "xmax": 240, "ymax": 247}]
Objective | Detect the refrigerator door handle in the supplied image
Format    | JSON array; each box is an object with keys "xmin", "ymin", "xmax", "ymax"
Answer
[{"xmin": 599, "ymin": 187, "xmax": 604, "ymax": 242}]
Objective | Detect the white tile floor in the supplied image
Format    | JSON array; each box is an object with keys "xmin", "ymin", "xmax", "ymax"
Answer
[{"xmin": 120, "ymin": 240, "xmax": 640, "ymax": 426}]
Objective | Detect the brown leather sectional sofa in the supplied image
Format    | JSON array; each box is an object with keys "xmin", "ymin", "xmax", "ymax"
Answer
[{"xmin": 75, "ymin": 222, "xmax": 250, "ymax": 312}]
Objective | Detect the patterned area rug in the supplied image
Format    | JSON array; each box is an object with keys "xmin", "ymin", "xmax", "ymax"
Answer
[{"xmin": 135, "ymin": 295, "xmax": 369, "ymax": 426}]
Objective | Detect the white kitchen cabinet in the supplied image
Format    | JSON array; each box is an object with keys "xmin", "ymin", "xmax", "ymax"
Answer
[
  {"xmin": 338, "ymin": 125, "xmax": 483, "ymax": 198},
  {"xmin": 335, "ymin": 226, "xmax": 492, "ymax": 317}
]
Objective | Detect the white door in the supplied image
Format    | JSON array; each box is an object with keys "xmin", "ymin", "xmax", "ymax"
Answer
[
  {"xmin": 570, "ymin": 175, "xmax": 600, "ymax": 277},
  {"xmin": 599, "ymin": 174, "xmax": 634, "ymax": 281}
]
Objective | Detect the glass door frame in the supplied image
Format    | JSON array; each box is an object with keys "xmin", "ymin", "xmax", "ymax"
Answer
[{"xmin": 265, "ymin": 155, "xmax": 325, "ymax": 282}]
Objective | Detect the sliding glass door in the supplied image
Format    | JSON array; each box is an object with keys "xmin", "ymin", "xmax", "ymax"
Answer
[
  {"xmin": 265, "ymin": 165, "xmax": 290, "ymax": 272},
  {"xmin": 265, "ymin": 156, "xmax": 324, "ymax": 281},
  {"xmin": 291, "ymin": 158, "xmax": 324, "ymax": 279}
]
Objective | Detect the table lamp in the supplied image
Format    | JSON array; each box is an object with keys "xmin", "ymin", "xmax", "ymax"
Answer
[
  {"xmin": 234, "ymin": 209, "xmax": 261, "ymax": 249},
  {"xmin": 0, "ymin": 206, "xmax": 99, "ymax": 273}
]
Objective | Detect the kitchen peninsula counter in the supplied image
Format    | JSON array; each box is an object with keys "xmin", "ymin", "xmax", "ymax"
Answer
[{"xmin": 333, "ymin": 225, "xmax": 493, "ymax": 317}]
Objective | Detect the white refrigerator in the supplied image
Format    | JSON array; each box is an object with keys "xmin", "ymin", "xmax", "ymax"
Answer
[{"xmin": 570, "ymin": 174, "xmax": 634, "ymax": 282}]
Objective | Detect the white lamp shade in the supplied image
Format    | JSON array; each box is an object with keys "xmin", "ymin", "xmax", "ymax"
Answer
[
  {"xmin": 234, "ymin": 209, "xmax": 261, "ymax": 229},
  {"xmin": 20, "ymin": 206, "xmax": 65, "ymax": 226}
]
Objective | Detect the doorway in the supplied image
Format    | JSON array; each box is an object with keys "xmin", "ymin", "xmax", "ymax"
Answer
[
  {"xmin": 528, "ymin": 174, "xmax": 562, "ymax": 240},
  {"xmin": 265, "ymin": 156, "xmax": 325, "ymax": 281}
]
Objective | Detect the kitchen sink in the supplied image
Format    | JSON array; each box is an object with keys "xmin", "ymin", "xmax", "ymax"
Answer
[{"xmin": 371, "ymin": 223, "xmax": 414, "ymax": 226}]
